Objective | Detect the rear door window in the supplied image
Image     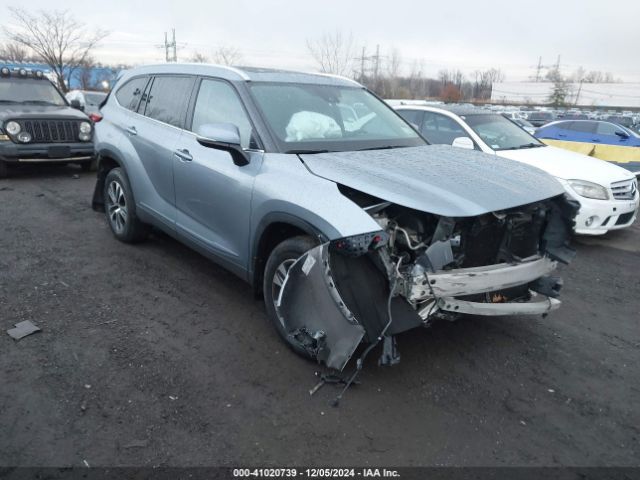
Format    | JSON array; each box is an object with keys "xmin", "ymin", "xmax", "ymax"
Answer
[
  {"xmin": 571, "ymin": 121, "xmax": 597, "ymax": 133},
  {"xmin": 143, "ymin": 76, "xmax": 196, "ymax": 128},
  {"xmin": 115, "ymin": 76, "xmax": 149, "ymax": 112}
]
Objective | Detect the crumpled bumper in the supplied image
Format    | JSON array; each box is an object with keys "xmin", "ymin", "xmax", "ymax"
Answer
[{"xmin": 279, "ymin": 243, "xmax": 562, "ymax": 371}]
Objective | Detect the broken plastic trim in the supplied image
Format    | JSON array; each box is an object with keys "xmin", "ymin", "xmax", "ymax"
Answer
[{"xmin": 279, "ymin": 243, "xmax": 365, "ymax": 370}]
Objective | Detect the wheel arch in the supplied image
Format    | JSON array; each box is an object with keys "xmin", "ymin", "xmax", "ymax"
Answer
[
  {"xmin": 250, "ymin": 212, "xmax": 330, "ymax": 295},
  {"xmin": 92, "ymin": 148, "xmax": 126, "ymax": 212}
]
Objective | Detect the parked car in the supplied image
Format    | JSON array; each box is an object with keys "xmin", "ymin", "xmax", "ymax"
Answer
[
  {"xmin": 0, "ymin": 66, "xmax": 96, "ymax": 178},
  {"xmin": 65, "ymin": 89, "xmax": 108, "ymax": 120},
  {"xmin": 395, "ymin": 106, "xmax": 638, "ymax": 235},
  {"xmin": 527, "ymin": 111, "xmax": 556, "ymax": 127},
  {"xmin": 536, "ymin": 120, "xmax": 640, "ymax": 175},
  {"xmin": 92, "ymin": 64, "xmax": 577, "ymax": 371}
]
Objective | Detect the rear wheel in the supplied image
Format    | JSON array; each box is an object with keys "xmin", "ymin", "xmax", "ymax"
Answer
[
  {"xmin": 263, "ymin": 235, "xmax": 317, "ymax": 357},
  {"xmin": 103, "ymin": 167, "xmax": 150, "ymax": 243}
]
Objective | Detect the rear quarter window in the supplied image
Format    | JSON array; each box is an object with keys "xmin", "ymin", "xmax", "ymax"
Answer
[{"xmin": 115, "ymin": 76, "xmax": 149, "ymax": 112}]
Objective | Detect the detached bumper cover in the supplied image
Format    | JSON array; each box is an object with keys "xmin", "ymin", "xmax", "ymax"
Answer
[
  {"xmin": 279, "ymin": 243, "xmax": 365, "ymax": 371},
  {"xmin": 279, "ymin": 244, "xmax": 562, "ymax": 371}
]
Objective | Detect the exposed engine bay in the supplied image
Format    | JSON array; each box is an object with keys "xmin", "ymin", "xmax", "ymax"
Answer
[{"xmin": 278, "ymin": 185, "xmax": 579, "ymax": 374}]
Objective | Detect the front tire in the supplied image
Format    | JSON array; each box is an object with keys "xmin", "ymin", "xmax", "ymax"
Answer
[
  {"xmin": 0, "ymin": 161, "xmax": 8, "ymax": 179},
  {"xmin": 103, "ymin": 167, "xmax": 150, "ymax": 243},
  {"xmin": 263, "ymin": 235, "xmax": 317, "ymax": 358}
]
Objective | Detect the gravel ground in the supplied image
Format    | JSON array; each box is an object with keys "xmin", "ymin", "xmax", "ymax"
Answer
[{"xmin": 0, "ymin": 165, "xmax": 638, "ymax": 467}]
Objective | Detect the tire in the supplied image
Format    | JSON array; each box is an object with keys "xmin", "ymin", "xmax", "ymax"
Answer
[
  {"xmin": 0, "ymin": 160, "xmax": 8, "ymax": 179},
  {"xmin": 263, "ymin": 235, "xmax": 317, "ymax": 358},
  {"xmin": 103, "ymin": 167, "xmax": 150, "ymax": 243}
]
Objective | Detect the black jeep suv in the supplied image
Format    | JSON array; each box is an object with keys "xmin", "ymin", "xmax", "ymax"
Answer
[{"xmin": 0, "ymin": 66, "xmax": 96, "ymax": 178}]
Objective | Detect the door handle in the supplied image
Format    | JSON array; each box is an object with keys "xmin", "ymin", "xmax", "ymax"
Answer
[
  {"xmin": 558, "ymin": 134, "xmax": 566, "ymax": 138},
  {"xmin": 126, "ymin": 126, "xmax": 137, "ymax": 136},
  {"xmin": 174, "ymin": 148, "xmax": 193, "ymax": 162}
]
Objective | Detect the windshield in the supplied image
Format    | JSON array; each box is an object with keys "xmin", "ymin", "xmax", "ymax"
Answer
[
  {"xmin": 249, "ymin": 83, "xmax": 424, "ymax": 152},
  {"xmin": 463, "ymin": 114, "xmax": 544, "ymax": 151},
  {"xmin": 0, "ymin": 78, "xmax": 67, "ymax": 106}
]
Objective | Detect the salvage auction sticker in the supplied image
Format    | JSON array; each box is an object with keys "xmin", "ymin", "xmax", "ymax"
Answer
[{"xmin": 233, "ymin": 468, "xmax": 401, "ymax": 477}]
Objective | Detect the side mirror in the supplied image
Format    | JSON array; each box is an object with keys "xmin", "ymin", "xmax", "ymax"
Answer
[
  {"xmin": 70, "ymin": 99, "xmax": 84, "ymax": 111},
  {"xmin": 615, "ymin": 130, "xmax": 629, "ymax": 139},
  {"xmin": 451, "ymin": 136, "xmax": 474, "ymax": 150},
  {"xmin": 195, "ymin": 123, "xmax": 249, "ymax": 166}
]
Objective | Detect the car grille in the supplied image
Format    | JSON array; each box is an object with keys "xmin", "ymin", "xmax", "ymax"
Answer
[
  {"xmin": 610, "ymin": 178, "xmax": 637, "ymax": 200},
  {"xmin": 18, "ymin": 119, "xmax": 80, "ymax": 143}
]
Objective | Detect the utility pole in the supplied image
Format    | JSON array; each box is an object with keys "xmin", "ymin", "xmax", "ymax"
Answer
[
  {"xmin": 535, "ymin": 56, "xmax": 542, "ymax": 82},
  {"xmin": 359, "ymin": 46, "xmax": 366, "ymax": 83},
  {"xmin": 172, "ymin": 29, "xmax": 177, "ymax": 62},
  {"xmin": 162, "ymin": 29, "xmax": 178, "ymax": 62},
  {"xmin": 373, "ymin": 44, "xmax": 380, "ymax": 82}
]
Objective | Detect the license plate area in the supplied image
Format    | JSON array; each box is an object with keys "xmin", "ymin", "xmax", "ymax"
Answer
[{"xmin": 48, "ymin": 146, "xmax": 71, "ymax": 158}]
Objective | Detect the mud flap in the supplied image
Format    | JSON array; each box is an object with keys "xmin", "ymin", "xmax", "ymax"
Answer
[{"xmin": 278, "ymin": 243, "xmax": 365, "ymax": 371}]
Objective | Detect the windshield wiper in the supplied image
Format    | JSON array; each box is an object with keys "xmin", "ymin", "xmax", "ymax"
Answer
[
  {"xmin": 285, "ymin": 149, "xmax": 331, "ymax": 154},
  {"xmin": 21, "ymin": 100, "xmax": 60, "ymax": 106},
  {"xmin": 513, "ymin": 143, "xmax": 543, "ymax": 150},
  {"xmin": 357, "ymin": 145, "xmax": 407, "ymax": 151},
  {"xmin": 0, "ymin": 99, "xmax": 20, "ymax": 104}
]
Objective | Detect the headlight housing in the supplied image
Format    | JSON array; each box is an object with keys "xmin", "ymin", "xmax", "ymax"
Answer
[
  {"xmin": 568, "ymin": 180, "xmax": 609, "ymax": 200},
  {"xmin": 79, "ymin": 121, "xmax": 92, "ymax": 134},
  {"xmin": 5, "ymin": 121, "xmax": 21, "ymax": 135}
]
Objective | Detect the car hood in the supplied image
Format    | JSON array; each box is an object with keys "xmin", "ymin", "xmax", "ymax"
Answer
[
  {"xmin": 0, "ymin": 104, "xmax": 89, "ymax": 122},
  {"xmin": 299, "ymin": 145, "xmax": 565, "ymax": 218},
  {"xmin": 498, "ymin": 145, "xmax": 636, "ymax": 184}
]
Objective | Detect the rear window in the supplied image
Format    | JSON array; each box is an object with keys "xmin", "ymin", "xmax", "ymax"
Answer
[{"xmin": 143, "ymin": 76, "xmax": 195, "ymax": 128}]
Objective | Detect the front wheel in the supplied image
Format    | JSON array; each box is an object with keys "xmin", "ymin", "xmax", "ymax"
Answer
[
  {"xmin": 0, "ymin": 161, "xmax": 8, "ymax": 179},
  {"xmin": 103, "ymin": 167, "xmax": 150, "ymax": 243},
  {"xmin": 263, "ymin": 235, "xmax": 317, "ymax": 358}
]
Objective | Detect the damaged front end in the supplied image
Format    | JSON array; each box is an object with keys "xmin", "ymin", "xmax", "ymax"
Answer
[{"xmin": 278, "ymin": 193, "xmax": 579, "ymax": 371}]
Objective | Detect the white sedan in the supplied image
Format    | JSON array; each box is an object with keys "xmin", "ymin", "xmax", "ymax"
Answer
[{"xmin": 395, "ymin": 105, "xmax": 638, "ymax": 235}]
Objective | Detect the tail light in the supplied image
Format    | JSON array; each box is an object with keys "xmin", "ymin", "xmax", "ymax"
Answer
[{"xmin": 89, "ymin": 113, "xmax": 103, "ymax": 123}]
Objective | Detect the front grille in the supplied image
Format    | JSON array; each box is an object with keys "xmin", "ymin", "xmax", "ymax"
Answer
[
  {"xmin": 615, "ymin": 211, "xmax": 635, "ymax": 226},
  {"xmin": 18, "ymin": 119, "xmax": 80, "ymax": 143},
  {"xmin": 611, "ymin": 178, "xmax": 637, "ymax": 200}
]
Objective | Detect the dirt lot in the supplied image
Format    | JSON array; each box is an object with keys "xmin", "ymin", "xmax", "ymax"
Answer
[{"xmin": 0, "ymin": 165, "xmax": 639, "ymax": 467}]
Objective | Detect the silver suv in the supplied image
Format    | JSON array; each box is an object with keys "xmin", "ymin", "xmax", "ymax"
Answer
[{"xmin": 92, "ymin": 64, "xmax": 577, "ymax": 371}]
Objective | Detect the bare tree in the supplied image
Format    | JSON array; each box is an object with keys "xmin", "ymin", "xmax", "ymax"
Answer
[
  {"xmin": 306, "ymin": 30, "xmax": 355, "ymax": 77},
  {"xmin": 189, "ymin": 51, "xmax": 209, "ymax": 63},
  {"xmin": 213, "ymin": 46, "xmax": 242, "ymax": 66},
  {"xmin": 3, "ymin": 8, "xmax": 108, "ymax": 92},
  {"xmin": 0, "ymin": 41, "xmax": 31, "ymax": 62}
]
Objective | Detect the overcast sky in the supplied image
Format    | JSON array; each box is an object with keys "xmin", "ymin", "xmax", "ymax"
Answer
[{"xmin": 1, "ymin": 0, "xmax": 639, "ymax": 82}]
